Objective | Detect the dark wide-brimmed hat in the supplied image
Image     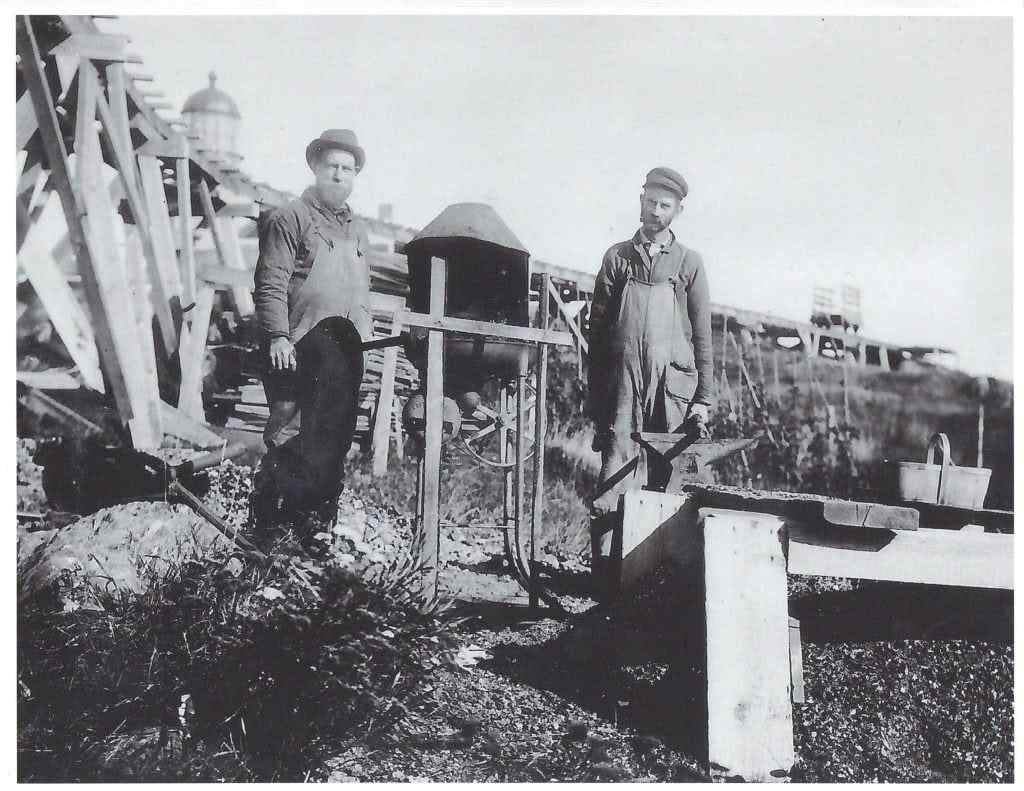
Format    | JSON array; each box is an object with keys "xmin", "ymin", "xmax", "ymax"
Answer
[
  {"xmin": 305, "ymin": 129, "xmax": 365, "ymax": 172},
  {"xmin": 643, "ymin": 166, "xmax": 688, "ymax": 199}
]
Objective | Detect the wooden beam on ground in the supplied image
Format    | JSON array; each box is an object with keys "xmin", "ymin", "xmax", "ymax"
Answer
[
  {"xmin": 160, "ymin": 401, "xmax": 225, "ymax": 449},
  {"xmin": 702, "ymin": 508, "xmax": 794, "ymax": 781},
  {"xmin": 16, "ymin": 15, "xmax": 134, "ymax": 423},
  {"xmin": 17, "ymin": 190, "xmax": 104, "ymax": 392},
  {"xmin": 682, "ymin": 484, "xmax": 919, "ymax": 531},
  {"xmin": 786, "ymin": 522, "xmax": 1013, "ymax": 590},
  {"xmin": 396, "ymin": 310, "xmax": 572, "ymax": 347},
  {"xmin": 371, "ymin": 311, "xmax": 404, "ymax": 476},
  {"xmin": 420, "ymin": 257, "xmax": 446, "ymax": 596}
]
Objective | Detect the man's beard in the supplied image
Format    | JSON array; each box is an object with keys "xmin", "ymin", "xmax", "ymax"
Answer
[{"xmin": 318, "ymin": 183, "xmax": 350, "ymax": 208}]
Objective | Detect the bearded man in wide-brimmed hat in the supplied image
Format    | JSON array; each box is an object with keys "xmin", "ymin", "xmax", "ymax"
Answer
[{"xmin": 250, "ymin": 129, "xmax": 372, "ymax": 533}]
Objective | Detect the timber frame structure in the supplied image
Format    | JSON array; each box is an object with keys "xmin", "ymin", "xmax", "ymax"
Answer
[{"xmin": 16, "ymin": 14, "xmax": 285, "ymax": 449}]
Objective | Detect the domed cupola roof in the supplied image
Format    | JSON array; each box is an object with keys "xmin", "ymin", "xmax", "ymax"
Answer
[{"xmin": 182, "ymin": 71, "xmax": 240, "ymax": 119}]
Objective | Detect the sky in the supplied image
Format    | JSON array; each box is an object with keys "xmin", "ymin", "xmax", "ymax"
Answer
[{"xmin": 110, "ymin": 13, "xmax": 1013, "ymax": 379}]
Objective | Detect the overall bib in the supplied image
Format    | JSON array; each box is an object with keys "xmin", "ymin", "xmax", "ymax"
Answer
[{"xmin": 595, "ymin": 252, "xmax": 698, "ymax": 511}]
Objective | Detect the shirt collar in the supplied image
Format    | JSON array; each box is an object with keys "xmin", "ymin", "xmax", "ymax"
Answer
[
  {"xmin": 302, "ymin": 186, "xmax": 352, "ymax": 222},
  {"xmin": 634, "ymin": 228, "xmax": 676, "ymax": 252}
]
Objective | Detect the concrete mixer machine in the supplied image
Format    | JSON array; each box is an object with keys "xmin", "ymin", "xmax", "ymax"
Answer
[{"xmin": 398, "ymin": 203, "xmax": 573, "ymax": 606}]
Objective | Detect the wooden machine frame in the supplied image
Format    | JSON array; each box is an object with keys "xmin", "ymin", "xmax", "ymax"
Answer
[{"xmin": 395, "ymin": 257, "xmax": 572, "ymax": 603}]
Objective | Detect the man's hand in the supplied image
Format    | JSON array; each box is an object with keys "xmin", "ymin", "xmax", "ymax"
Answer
[
  {"xmin": 685, "ymin": 402, "xmax": 710, "ymax": 436},
  {"xmin": 269, "ymin": 336, "xmax": 296, "ymax": 371}
]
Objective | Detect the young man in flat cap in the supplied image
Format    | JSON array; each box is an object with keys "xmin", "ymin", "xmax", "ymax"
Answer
[
  {"xmin": 587, "ymin": 166, "xmax": 713, "ymax": 515},
  {"xmin": 250, "ymin": 129, "xmax": 372, "ymax": 531}
]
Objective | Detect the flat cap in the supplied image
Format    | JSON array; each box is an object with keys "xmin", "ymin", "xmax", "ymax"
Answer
[
  {"xmin": 306, "ymin": 128, "xmax": 365, "ymax": 172},
  {"xmin": 643, "ymin": 166, "xmax": 688, "ymax": 199}
]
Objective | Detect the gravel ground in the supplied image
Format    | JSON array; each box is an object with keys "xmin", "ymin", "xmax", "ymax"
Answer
[{"xmin": 17, "ymin": 438, "xmax": 1014, "ymax": 782}]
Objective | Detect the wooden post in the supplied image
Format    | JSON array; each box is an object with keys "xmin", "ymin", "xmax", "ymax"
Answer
[
  {"xmin": 16, "ymin": 15, "xmax": 133, "ymax": 420},
  {"xmin": 123, "ymin": 226, "xmax": 164, "ymax": 445},
  {"xmin": 842, "ymin": 354, "xmax": 850, "ymax": 425},
  {"xmin": 702, "ymin": 509, "xmax": 794, "ymax": 781},
  {"xmin": 175, "ymin": 153, "xmax": 196, "ymax": 308},
  {"xmin": 977, "ymin": 403, "xmax": 985, "ymax": 468},
  {"xmin": 878, "ymin": 345, "xmax": 891, "ymax": 372},
  {"xmin": 516, "ymin": 370, "xmax": 529, "ymax": 598},
  {"xmin": 137, "ymin": 154, "xmax": 184, "ymax": 357},
  {"xmin": 789, "ymin": 617, "xmax": 805, "ymax": 704},
  {"xmin": 371, "ymin": 310, "xmax": 403, "ymax": 476},
  {"xmin": 772, "ymin": 346, "xmax": 781, "ymax": 406},
  {"xmin": 529, "ymin": 273, "xmax": 551, "ymax": 610},
  {"xmin": 178, "ymin": 284, "xmax": 215, "ymax": 419},
  {"xmin": 421, "ymin": 257, "xmax": 446, "ymax": 595}
]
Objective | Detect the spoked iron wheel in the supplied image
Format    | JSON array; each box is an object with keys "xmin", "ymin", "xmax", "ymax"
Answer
[{"xmin": 456, "ymin": 378, "xmax": 537, "ymax": 469}]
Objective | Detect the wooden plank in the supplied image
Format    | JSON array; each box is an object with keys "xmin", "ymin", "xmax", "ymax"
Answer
[
  {"xmin": 160, "ymin": 401, "xmax": 225, "ymax": 449},
  {"xmin": 15, "ymin": 369, "xmax": 82, "ymax": 390},
  {"xmin": 175, "ymin": 153, "xmax": 196, "ymax": 307},
  {"xmin": 396, "ymin": 310, "xmax": 572, "ymax": 347},
  {"xmin": 787, "ymin": 522, "xmax": 1013, "ymax": 590},
  {"xmin": 94, "ymin": 86, "xmax": 177, "ymax": 354},
  {"xmin": 546, "ymin": 277, "xmax": 588, "ymax": 353},
  {"xmin": 683, "ymin": 484, "xmax": 919, "ymax": 531},
  {"xmin": 702, "ymin": 509, "xmax": 794, "ymax": 781},
  {"xmin": 17, "ymin": 15, "xmax": 133, "ymax": 422},
  {"xmin": 102, "ymin": 62, "xmax": 133, "ymax": 156},
  {"xmin": 197, "ymin": 263, "xmax": 253, "ymax": 289},
  {"xmin": 617, "ymin": 490, "xmax": 699, "ymax": 593},
  {"xmin": 420, "ymin": 257, "xmax": 446, "ymax": 596},
  {"xmin": 198, "ymin": 180, "xmax": 254, "ymax": 315},
  {"xmin": 17, "ymin": 190, "xmax": 104, "ymax": 392},
  {"xmin": 78, "ymin": 111, "xmax": 162, "ymax": 448},
  {"xmin": 138, "ymin": 153, "xmax": 184, "ymax": 302},
  {"xmin": 16, "ymin": 90, "xmax": 38, "ymax": 151},
  {"xmin": 371, "ymin": 312, "xmax": 403, "ymax": 476},
  {"xmin": 216, "ymin": 216, "xmax": 256, "ymax": 315},
  {"xmin": 17, "ymin": 386, "xmax": 105, "ymax": 438},
  {"xmin": 789, "ymin": 617, "xmax": 805, "ymax": 704},
  {"xmin": 123, "ymin": 225, "xmax": 164, "ymax": 445},
  {"xmin": 49, "ymin": 32, "xmax": 131, "ymax": 62},
  {"xmin": 178, "ymin": 284, "xmax": 216, "ymax": 420}
]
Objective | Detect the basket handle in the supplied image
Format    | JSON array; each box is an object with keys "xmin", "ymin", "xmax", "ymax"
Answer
[
  {"xmin": 925, "ymin": 432, "xmax": 952, "ymax": 467},
  {"xmin": 927, "ymin": 432, "xmax": 954, "ymax": 504}
]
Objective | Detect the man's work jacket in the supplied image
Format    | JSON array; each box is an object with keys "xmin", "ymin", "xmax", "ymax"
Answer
[
  {"xmin": 588, "ymin": 231, "xmax": 714, "ymax": 410},
  {"xmin": 254, "ymin": 187, "xmax": 372, "ymax": 345}
]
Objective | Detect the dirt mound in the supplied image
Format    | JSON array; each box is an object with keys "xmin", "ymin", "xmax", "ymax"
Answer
[{"xmin": 18, "ymin": 501, "xmax": 233, "ymax": 607}]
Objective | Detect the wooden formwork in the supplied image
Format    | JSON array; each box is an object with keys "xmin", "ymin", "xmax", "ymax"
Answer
[{"xmin": 595, "ymin": 487, "xmax": 1014, "ymax": 782}]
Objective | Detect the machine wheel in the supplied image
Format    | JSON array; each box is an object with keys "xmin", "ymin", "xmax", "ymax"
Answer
[{"xmin": 456, "ymin": 379, "xmax": 537, "ymax": 469}]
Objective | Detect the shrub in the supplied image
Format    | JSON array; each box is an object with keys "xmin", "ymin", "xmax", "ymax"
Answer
[{"xmin": 18, "ymin": 533, "xmax": 460, "ymax": 781}]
